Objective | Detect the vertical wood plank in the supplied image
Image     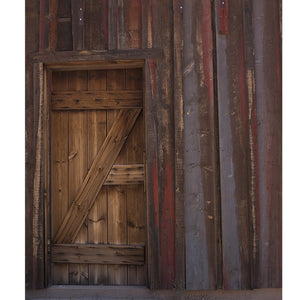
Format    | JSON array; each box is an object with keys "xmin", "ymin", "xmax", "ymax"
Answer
[
  {"xmin": 123, "ymin": 0, "xmax": 142, "ymax": 49},
  {"xmin": 68, "ymin": 71, "xmax": 89, "ymax": 285},
  {"xmin": 71, "ymin": 0, "xmax": 85, "ymax": 50},
  {"xmin": 214, "ymin": 0, "xmax": 251, "ymax": 289},
  {"xmin": 173, "ymin": 0, "xmax": 185, "ymax": 290},
  {"xmin": 147, "ymin": 0, "xmax": 175, "ymax": 289},
  {"xmin": 108, "ymin": 0, "xmax": 118, "ymax": 50},
  {"xmin": 242, "ymin": 0, "xmax": 258, "ymax": 289},
  {"xmin": 126, "ymin": 69, "xmax": 146, "ymax": 286},
  {"xmin": 107, "ymin": 69, "xmax": 128, "ymax": 285},
  {"xmin": 57, "ymin": 0, "xmax": 73, "ymax": 51},
  {"xmin": 26, "ymin": 0, "xmax": 39, "ymax": 289},
  {"xmin": 49, "ymin": 0, "xmax": 58, "ymax": 51},
  {"xmin": 51, "ymin": 71, "xmax": 69, "ymax": 285},
  {"xmin": 87, "ymin": 70, "xmax": 108, "ymax": 285},
  {"xmin": 84, "ymin": 0, "xmax": 108, "ymax": 50},
  {"xmin": 32, "ymin": 62, "xmax": 45, "ymax": 289},
  {"xmin": 183, "ymin": 0, "xmax": 219, "ymax": 290},
  {"xmin": 252, "ymin": 0, "xmax": 282, "ymax": 288}
]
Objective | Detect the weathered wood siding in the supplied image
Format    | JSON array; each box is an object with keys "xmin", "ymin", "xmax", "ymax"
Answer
[{"xmin": 26, "ymin": 0, "xmax": 281, "ymax": 290}]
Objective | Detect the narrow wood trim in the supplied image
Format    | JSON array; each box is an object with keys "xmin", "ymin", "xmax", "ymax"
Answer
[
  {"xmin": 31, "ymin": 49, "xmax": 163, "ymax": 64},
  {"xmin": 51, "ymin": 90, "xmax": 143, "ymax": 110},
  {"xmin": 54, "ymin": 109, "xmax": 141, "ymax": 244},
  {"xmin": 32, "ymin": 62, "xmax": 45, "ymax": 288},
  {"xmin": 52, "ymin": 244, "xmax": 145, "ymax": 265}
]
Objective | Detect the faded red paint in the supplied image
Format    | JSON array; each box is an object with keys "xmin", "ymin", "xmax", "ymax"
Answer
[
  {"xmin": 39, "ymin": 0, "xmax": 45, "ymax": 51},
  {"xmin": 149, "ymin": 59, "xmax": 156, "ymax": 101},
  {"xmin": 126, "ymin": 0, "xmax": 142, "ymax": 48},
  {"xmin": 152, "ymin": 153, "xmax": 159, "ymax": 229},
  {"xmin": 218, "ymin": 0, "xmax": 229, "ymax": 35},
  {"xmin": 239, "ymin": 38, "xmax": 248, "ymax": 131},
  {"xmin": 201, "ymin": 0, "xmax": 214, "ymax": 101},
  {"xmin": 161, "ymin": 155, "xmax": 175, "ymax": 288}
]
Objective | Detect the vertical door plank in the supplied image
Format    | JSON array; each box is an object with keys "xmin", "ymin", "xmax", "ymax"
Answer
[
  {"xmin": 68, "ymin": 71, "xmax": 89, "ymax": 285},
  {"xmin": 125, "ymin": 69, "xmax": 146, "ymax": 285},
  {"xmin": 51, "ymin": 71, "xmax": 69, "ymax": 284},
  {"xmin": 87, "ymin": 70, "xmax": 108, "ymax": 285},
  {"xmin": 107, "ymin": 69, "xmax": 128, "ymax": 285}
]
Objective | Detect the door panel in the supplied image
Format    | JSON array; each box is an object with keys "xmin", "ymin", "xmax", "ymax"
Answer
[{"xmin": 50, "ymin": 68, "xmax": 145, "ymax": 285}]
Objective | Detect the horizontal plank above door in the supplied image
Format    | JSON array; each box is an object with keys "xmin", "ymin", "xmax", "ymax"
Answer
[
  {"xmin": 52, "ymin": 244, "xmax": 145, "ymax": 265},
  {"xmin": 104, "ymin": 164, "xmax": 144, "ymax": 185},
  {"xmin": 51, "ymin": 90, "xmax": 143, "ymax": 110}
]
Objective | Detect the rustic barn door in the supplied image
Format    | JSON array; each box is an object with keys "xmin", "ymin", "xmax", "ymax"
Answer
[{"xmin": 50, "ymin": 68, "xmax": 146, "ymax": 285}]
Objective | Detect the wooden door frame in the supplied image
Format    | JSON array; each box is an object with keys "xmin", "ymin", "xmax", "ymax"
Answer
[{"xmin": 31, "ymin": 53, "xmax": 159, "ymax": 288}]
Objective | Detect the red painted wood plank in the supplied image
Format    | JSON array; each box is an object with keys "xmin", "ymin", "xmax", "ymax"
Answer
[
  {"xmin": 214, "ymin": 0, "xmax": 251, "ymax": 289},
  {"xmin": 218, "ymin": 0, "xmax": 229, "ymax": 35}
]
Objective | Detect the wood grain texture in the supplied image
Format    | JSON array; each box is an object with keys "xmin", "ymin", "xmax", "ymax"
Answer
[
  {"xmin": 84, "ymin": 0, "xmax": 108, "ymax": 50},
  {"xmin": 252, "ymin": 0, "xmax": 282, "ymax": 288},
  {"xmin": 68, "ymin": 71, "xmax": 89, "ymax": 285},
  {"xmin": 86, "ymin": 70, "xmax": 108, "ymax": 285},
  {"xmin": 54, "ymin": 109, "xmax": 141, "ymax": 244},
  {"xmin": 145, "ymin": 0, "xmax": 175, "ymax": 289},
  {"xmin": 107, "ymin": 69, "xmax": 128, "ymax": 285},
  {"xmin": 51, "ymin": 90, "xmax": 143, "ymax": 110},
  {"xmin": 71, "ymin": 0, "xmax": 85, "ymax": 50},
  {"xmin": 52, "ymin": 244, "xmax": 145, "ymax": 264},
  {"xmin": 126, "ymin": 68, "xmax": 146, "ymax": 286},
  {"xmin": 183, "ymin": 0, "xmax": 219, "ymax": 290},
  {"xmin": 32, "ymin": 62, "xmax": 45, "ymax": 289},
  {"xmin": 173, "ymin": 0, "xmax": 185, "ymax": 289},
  {"xmin": 26, "ymin": 0, "xmax": 39, "ymax": 289},
  {"xmin": 214, "ymin": 0, "xmax": 251, "ymax": 289}
]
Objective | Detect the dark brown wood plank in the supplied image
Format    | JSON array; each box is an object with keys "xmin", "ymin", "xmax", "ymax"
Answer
[
  {"xmin": 57, "ymin": 20, "xmax": 73, "ymax": 51},
  {"xmin": 71, "ymin": 0, "xmax": 85, "ymax": 50},
  {"xmin": 214, "ymin": 0, "xmax": 251, "ymax": 289},
  {"xmin": 54, "ymin": 109, "xmax": 141, "ymax": 244},
  {"xmin": 173, "ymin": 0, "xmax": 185, "ymax": 290},
  {"xmin": 26, "ymin": 0, "xmax": 39, "ymax": 289},
  {"xmin": 32, "ymin": 49, "xmax": 162, "ymax": 64},
  {"xmin": 49, "ymin": 0, "xmax": 58, "ymax": 51},
  {"xmin": 183, "ymin": 0, "xmax": 219, "ymax": 290},
  {"xmin": 84, "ymin": 0, "xmax": 108, "ymax": 50},
  {"xmin": 252, "ymin": 0, "xmax": 282, "ymax": 288},
  {"xmin": 108, "ymin": 0, "xmax": 118, "ymax": 50},
  {"xmin": 51, "ymin": 90, "xmax": 143, "ymax": 110},
  {"xmin": 52, "ymin": 244, "xmax": 145, "ymax": 264},
  {"xmin": 122, "ymin": 0, "xmax": 142, "ymax": 49},
  {"xmin": 104, "ymin": 164, "xmax": 144, "ymax": 185}
]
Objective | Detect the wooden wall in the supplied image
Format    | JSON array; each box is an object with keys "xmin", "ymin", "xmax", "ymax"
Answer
[{"xmin": 26, "ymin": 0, "xmax": 281, "ymax": 290}]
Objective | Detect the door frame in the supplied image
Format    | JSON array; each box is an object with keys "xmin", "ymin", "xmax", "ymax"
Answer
[{"xmin": 32, "ymin": 56, "xmax": 156, "ymax": 288}]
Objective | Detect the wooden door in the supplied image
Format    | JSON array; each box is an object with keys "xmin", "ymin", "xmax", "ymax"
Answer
[{"xmin": 50, "ymin": 68, "xmax": 146, "ymax": 285}]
